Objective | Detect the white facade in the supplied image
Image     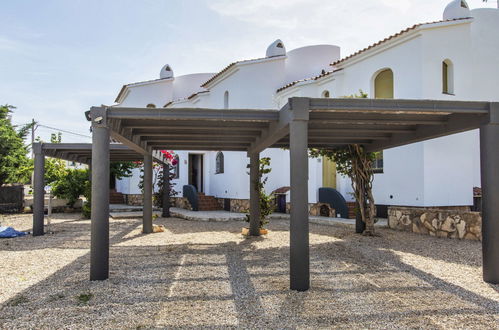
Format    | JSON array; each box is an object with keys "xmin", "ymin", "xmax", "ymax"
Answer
[{"xmin": 115, "ymin": 2, "xmax": 499, "ymax": 209}]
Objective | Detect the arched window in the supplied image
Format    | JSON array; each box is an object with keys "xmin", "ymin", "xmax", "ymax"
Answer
[
  {"xmin": 173, "ymin": 155, "xmax": 180, "ymax": 179},
  {"xmin": 442, "ymin": 59, "xmax": 454, "ymax": 94},
  {"xmin": 146, "ymin": 103, "xmax": 156, "ymax": 108},
  {"xmin": 215, "ymin": 152, "xmax": 224, "ymax": 174},
  {"xmin": 223, "ymin": 91, "xmax": 229, "ymax": 109},
  {"xmin": 372, "ymin": 68, "xmax": 393, "ymax": 174},
  {"xmin": 321, "ymin": 90, "xmax": 330, "ymax": 98},
  {"xmin": 374, "ymin": 69, "xmax": 394, "ymax": 99}
]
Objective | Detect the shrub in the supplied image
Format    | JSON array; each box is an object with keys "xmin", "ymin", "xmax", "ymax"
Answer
[{"xmin": 51, "ymin": 169, "xmax": 89, "ymax": 206}]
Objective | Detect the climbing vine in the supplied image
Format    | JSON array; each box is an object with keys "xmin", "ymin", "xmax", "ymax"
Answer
[{"xmin": 246, "ymin": 157, "xmax": 274, "ymax": 229}]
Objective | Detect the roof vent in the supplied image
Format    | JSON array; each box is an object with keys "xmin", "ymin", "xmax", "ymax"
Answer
[
  {"xmin": 443, "ymin": 0, "xmax": 471, "ymax": 20},
  {"xmin": 266, "ymin": 39, "xmax": 286, "ymax": 57},
  {"xmin": 160, "ymin": 64, "xmax": 174, "ymax": 79}
]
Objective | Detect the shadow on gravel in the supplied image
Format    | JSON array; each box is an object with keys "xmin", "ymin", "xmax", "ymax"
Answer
[{"xmin": 1, "ymin": 216, "xmax": 497, "ymax": 328}]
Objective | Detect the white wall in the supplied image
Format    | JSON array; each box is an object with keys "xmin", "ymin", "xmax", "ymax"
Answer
[{"xmin": 118, "ymin": 79, "xmax": 173, "ymax": 108}]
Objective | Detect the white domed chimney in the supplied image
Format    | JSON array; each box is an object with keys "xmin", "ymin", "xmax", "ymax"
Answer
[
  {"xmin": 160, "ymin": 64, "xmax": 174, "ymax": 79},
  {"xmin": 443, "ymin": 0, "xmax": 471, "ymax": 20},
  {"xmin": 266, "ymin": 39, "xmax": 286, "ymax": 57}
]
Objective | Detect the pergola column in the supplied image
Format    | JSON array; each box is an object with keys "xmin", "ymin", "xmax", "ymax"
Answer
[
  {"xmin": 249, "ymin": 152, "xmax": 261, "ymax": 236},
  {"xmin": 32, "ymin": 143, "xmax": 45, "ymax": 236},
  {"xmin": 480, "ymin": 102, "xmax": 499, "ymax": 284},
  {"xmin": 162, "ymin": 163, "xmax": 171, "ymax": 218},
  {"xmin": 289, "ymin": 119, "xmax": 309, "ymax": 291},
  {"xmin": 143, "ymin": 154, "xmax": 153, "ymax": 233},
  {"xmin": 90, "ymin": 115, "xmax": 110, "ymax": 281}
]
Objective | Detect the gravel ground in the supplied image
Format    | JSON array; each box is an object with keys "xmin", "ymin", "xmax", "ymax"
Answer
[{"xmin": 0, "ymin": 213, "xmax": 498, "ymax": 329}]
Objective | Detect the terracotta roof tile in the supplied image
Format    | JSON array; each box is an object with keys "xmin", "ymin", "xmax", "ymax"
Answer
[
  {"xmin": 272, "ymin": 186, "xmax": 290, "ymax": 194},
  {"xmin": 331, "ymin": 17, "xmax": 472, "ymax": 67},
  {"xmin": 276, "ymin": 69, "xmax": 343, "ymax": 94}
]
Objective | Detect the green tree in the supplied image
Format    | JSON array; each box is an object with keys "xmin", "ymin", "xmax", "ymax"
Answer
[
  {"xmin": 51, "ymin": 168, "xmax": 89, "ymax": 206},
  {"xmin": 0, "ymin": 105, "xmax": 33, "ymax": 185},
  {"xmin": 310, "ymin": 90, "xmax": 379, "ymax": 235},
  {"xmin": 35, "ymin": 132, "xmax": 67, "ymax": 185}
]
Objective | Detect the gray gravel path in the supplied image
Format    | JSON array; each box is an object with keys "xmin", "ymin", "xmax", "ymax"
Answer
[{"xmin": 0, "ymin": 213, "xmax": 497, "ymax": 329}]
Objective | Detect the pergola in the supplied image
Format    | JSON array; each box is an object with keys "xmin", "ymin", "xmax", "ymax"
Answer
[
  {"xmin": 34, "ymin": 97, "xmax": 498, "ymax": 291},
  {"xmin": 31, "ymin": 143, "xmax": 170, "ymax": 238}
]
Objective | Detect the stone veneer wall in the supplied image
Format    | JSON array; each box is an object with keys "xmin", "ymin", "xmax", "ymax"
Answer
[
  {"xmin": 125, "ymin": 194, "xmax": 143, "ymax": 206},
  {"xmin": 172, "ymin": 197, "xmax": 192, "ymax": 210},
  {"xmin": 388, "ymin": 206, "xmax": 481, "ymax": 241},
  {"xmin": 230, "ymin": 199, "xmax": 250, "ymax": 213},
  {"xmin": 229, "ymin": 199, "xmax": 337, "ymax": 216}
]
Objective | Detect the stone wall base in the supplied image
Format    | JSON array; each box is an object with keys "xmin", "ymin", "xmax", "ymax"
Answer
[
  {"xmin": 219, "ymin": 199, "xmax": 338, "ymax": 217},
  {"xmin": 125, "ymin": 194, "xmax": 143, "ymax": 206},
  {"xmin": 388, "ymin": 206, "xmax": 481, "ymax": 241},
  {"xmin": 172, "ymin": 197, "xmax": 192, "ymax": 210}
]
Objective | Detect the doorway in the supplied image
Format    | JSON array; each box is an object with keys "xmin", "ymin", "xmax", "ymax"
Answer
[{"xmin": 188, "ymin": 154, "xmax": 204, "ymax": 193}]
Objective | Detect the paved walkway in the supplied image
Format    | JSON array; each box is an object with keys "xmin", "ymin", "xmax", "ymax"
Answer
[
  {"xmin": 169, "ymin": 207, "xmax": 388, "ymax": 227},
  {"xmin": 110, "ymin": 205, "xmax": 388, "ymax": 227}
]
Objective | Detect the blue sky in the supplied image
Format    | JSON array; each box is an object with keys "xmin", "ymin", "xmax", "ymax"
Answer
[{"xmin": 1, "ymin": 0, "xmax": 495, "ymax": 143}]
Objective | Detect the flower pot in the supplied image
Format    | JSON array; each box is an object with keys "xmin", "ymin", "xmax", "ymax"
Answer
[{"xmin": 241, "ymin": 227, "xmax": 268, "ymax": 236}]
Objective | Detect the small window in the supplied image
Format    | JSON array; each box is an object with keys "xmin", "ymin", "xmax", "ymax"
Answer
[
  {"xmin": 460, "ymin": 1, "xmax": 468, "ymax": 9},
  {"xmin": 374, "ymin": 69, "xmax": 394, "ymax": 99},
  {"xmin": 146, "ymin": 103, "xmax": 156, "ymax": 108},
  {"xmin": 322, "ymin": 90, "xmax": 330, "ymax": 98},
  {"xmin": 173, "ymin": 155, "xmax": 180, "ymax": 179},
  {"xmin": 223, "ymin": 91, "xmax": 229, "ymax": 109},
  {"xmin": 442, "ymin": 59, "xmax": 454, "ymax": 94},
  {"xmin": 373, "ymin": 152, "xmax": 384, "ymax": 174},
  {"xmin": 215, "ymin": 152, "xmax": 224, "ymax": 174},
  {"xmin": 276, "ymin": 42, "xmax": 284, "ymax": 48}
]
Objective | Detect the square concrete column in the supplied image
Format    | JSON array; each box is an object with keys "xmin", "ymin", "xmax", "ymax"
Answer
[
  {"xmin": 143, "ymin": 154, "xmax": 153, "ymax": 233},
  {"xmin": 32, "ymin": 143, "xmax": 45, "ymax": 236},
  {"xmin": 249, "ymin": 152, "xmax": 261, "ymax": 236},
  {"xmin": 289, "ymin": 120, "xmax": 309, "ymax": 291},
  {"xmin": 162, "ymin": 163, "xmax": 171, "ymax": 218},
  {"xmin": 90, "ymin": 117, "xmax": 110, "ymax": 281},
  {"xmin": 480, "ymin": 103, "xmax": 499, "ymax": 284}
]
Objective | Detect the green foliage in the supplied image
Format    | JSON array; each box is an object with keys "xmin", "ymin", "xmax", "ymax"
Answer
[
  {"xmin": 310, "ymin": 90, "xmax": 378, "ymax": 235},
  {"xmin": 153, "ymin": 164, "xmax": 178, "ymax": 208},
  {"xmin": 77, "ymin": 293, "xmax": 93, "ymax": 305},
  {"xmin": 34, "ymin": 131, "xmax": 67, "ymax": 186},
  {"xmin": 246, "ymin": 157, "xmax": 274, "ymax": 229},
  {"xmin": 0, "ymin": 105, "xmax": 33, "ymax": 185},
  {"xmin": 110, "ymin": 162, "xmax": 136, "ymax": 180},
  {"xmin": 51, "ymin": 169, "xmax": 89, "ymax": 206},
  {"xmin": 82, "ymin": 180, "xmax": 91, "ymax": 219}
]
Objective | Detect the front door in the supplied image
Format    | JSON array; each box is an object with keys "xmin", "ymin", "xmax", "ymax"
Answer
[{"xmin": 188, "ymin": 154, "xmax": 204, "ymax": 192}]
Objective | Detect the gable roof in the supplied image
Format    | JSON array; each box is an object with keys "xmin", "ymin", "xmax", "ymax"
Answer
[
  {"xmin": 331, "ymin": 17, "xmax": 472, "ymax": 67},
  {"xmin": 115, "ymin": 77, "xmax": 172, "ymax": 103},
  {"xmin": 276, "ymin": 69, "xmax": 343, "ymax": 94},
  {"xmin": 201, "ymin": 55, "xmax": 285, "ymax": 88},
  {"xmin": 163, "ymin": 90, "xmax": 210, "ymax": 108}
]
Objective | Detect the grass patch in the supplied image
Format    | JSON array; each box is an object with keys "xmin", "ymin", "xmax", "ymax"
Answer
[
  {"xmin": 48, "ymin": 293, "xmax": 65, "ymax": 302},
  {"xmin": 8, "ymin": 295, "xmax": 28, "ymax": 306},
  {"xmin": 76, "ymin": 293, "xmax": 93, "ymax": 305}
]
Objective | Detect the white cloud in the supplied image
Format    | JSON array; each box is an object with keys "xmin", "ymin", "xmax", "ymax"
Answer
[{"xmin": 207, "ymin": 0, "xmax": 492, "ymax": 56}]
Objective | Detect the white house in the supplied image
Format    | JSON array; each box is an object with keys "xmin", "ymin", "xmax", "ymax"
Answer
[{"xmin": 115, "ymin": 0, "xmax": 499, "ymax": 215}]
